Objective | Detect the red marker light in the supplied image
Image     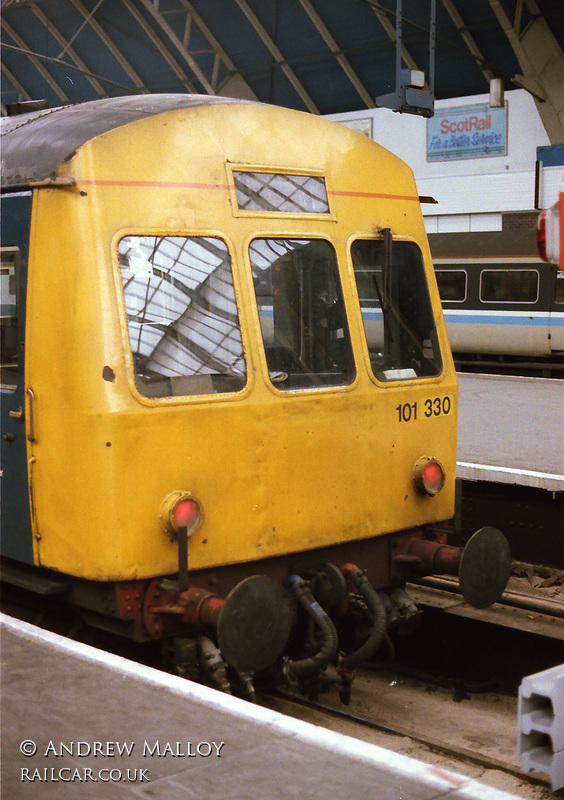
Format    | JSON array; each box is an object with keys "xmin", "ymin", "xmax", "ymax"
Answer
[
  {"xmin": 173, "ymin": 498, "xmax": 201, "ymax": 533},
  {"xmin": 422, "ymin": 461, "xmax": 444, "ymax": 494},
  {"xmin": 159, "ymin": 491, "xmax": 204, "ymax": 536},
  {"xmin": 413, "ymin": 457, "xmax": 445, "ymax": 496},
  {"xmin": 537, "ymin": 193, "xmax": 563, "ymax": 270}
]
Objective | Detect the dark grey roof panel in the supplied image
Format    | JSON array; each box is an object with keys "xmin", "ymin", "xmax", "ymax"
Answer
[
  {"xmin": 428, "ymin": 230, "xmax": 538, "ymax": 260},
  {"xmin": 0, "ymin": 93, "xmax": 254, "ymax": 186}
]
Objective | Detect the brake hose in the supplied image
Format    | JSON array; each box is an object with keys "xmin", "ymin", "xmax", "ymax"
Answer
[
  {"xmin": 339, "ymin": 564, "xmax": 388, "ymax": 669},
  {"xmin": 285, "ymin": 574, "xmax": 339, "ymax": 678}
]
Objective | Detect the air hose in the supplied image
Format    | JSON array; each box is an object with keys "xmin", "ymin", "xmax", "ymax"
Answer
[
  {"xmin": 339, "ymin": 564, "xmax": 388, "ymax": 669},
  {"xmin": 285, "ymin": 574, "xmax": 339, "ymax": 678}
]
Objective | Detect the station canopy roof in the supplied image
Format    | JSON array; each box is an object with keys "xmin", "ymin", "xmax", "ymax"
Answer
[{"xmin": 1, "ymin": 0, "xmax": 563, "ymax": 130}]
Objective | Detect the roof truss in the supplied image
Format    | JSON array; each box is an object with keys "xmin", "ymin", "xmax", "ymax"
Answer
[{"xmin": 1, "ymin": 0, "xmax": 562, "ymax": 137}]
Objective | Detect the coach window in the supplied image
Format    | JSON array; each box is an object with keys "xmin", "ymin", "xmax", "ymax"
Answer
[
  {"xmin": 435, "ymin": 269, "xmax": 467, "ymax": 302},
  {"xmin": 249, "ymin": 238, "xmax": 355, "ymax": 390},
  {"xmin": 480, "ymin": 270, "xmax": 539, "ymax": 303},
  {"xmin": 0, "ymin": 247, "xmax": 20, "ymax": 391},
  {"xmin": 351, "ymin": 237, "xmax": 442, "ymax": 381},
  {"xmin": 118, "ymin": 236, "xmax": 246, "ymax": 398},
  {"xmin": 555, "ymin": 273, "xmax": 564, "ymax": 304}
]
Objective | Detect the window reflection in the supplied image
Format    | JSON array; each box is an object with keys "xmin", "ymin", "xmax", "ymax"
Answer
[
  {"xmin": 480, "ymin": 270, "xmax": 539, "ymax": 303},
  {"xmin": 352, "ymin": 238, "xmax": 441, "ymax": 381},
  {"xmin": 249, "ymin": 238, "xmax": 355, "ymax": 389},
  {"xmin": 233, "ymin": 172, "xmax": 329, "ymax": 214},
  {"xmin": 119, "ymin": 236, "xmax": 246, "ymax": 397},
  {"xmin": 435, "ymin": 269, "xmax": 467, "ymax": 302}
]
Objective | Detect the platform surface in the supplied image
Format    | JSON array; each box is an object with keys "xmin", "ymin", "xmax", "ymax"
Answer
[
  {"xmin": 1, "ymin": 614, "xmax": 522, "ymax": 800},
  {"xmin": 456, "ymin": 373, "xmax": 564, "ymax": 491}
]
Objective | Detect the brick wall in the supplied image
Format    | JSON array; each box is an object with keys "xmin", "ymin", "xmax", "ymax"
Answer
[{"xmin": 502, "ymin": 211, "xmax": 539, "ymax": 230}]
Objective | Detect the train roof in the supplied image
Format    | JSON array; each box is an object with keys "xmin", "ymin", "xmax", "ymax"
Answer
[{"xmin": 0, "ymin": 94, "xmax": 253, "ymax": 188}]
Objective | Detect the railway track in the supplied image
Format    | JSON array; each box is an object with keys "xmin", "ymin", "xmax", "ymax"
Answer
[
  {"xmin": 408, "ymin": 571, "xmax": 564, "ymax": 641},
  {"xmin": 261, "ymin": 573, "xmax": 564, "ymax": 799},
  {"xmin": 264, "ymin": 680, "xmax": 550, "ymax": 793},
  {"xmin": 262, "ymin": 628, "xmax": 562, "ymax": 798},
  {"xmin": 3, "ymin": 563, "xmax": 563, "ymax": 797}
]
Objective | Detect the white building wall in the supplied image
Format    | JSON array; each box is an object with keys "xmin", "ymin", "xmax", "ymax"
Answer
[{"xmin": 326, "ymin": 89, "xmax": 563, "ymax": 233}]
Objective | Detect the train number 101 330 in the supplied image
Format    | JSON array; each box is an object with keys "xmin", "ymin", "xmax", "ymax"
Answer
[{"xmin": 396, "ymin": 396, "xmax": 452, "ymax": 423}]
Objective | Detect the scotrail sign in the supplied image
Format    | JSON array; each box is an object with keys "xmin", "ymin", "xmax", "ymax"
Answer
[{"xmin": 427, "ymin": 103, "xmax": 507, "ymax": 161}]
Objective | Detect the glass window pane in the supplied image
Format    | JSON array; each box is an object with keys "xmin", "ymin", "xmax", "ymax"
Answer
[
  {"xmin": 351, "ymin": 238, "xmax": 442, "ymax": 381},
  {"xmin": 0, "ymin": 247, "xmax": 20, "ymax": 391},
  {"xmin": 249, "ymin": 238, "xmax": 355, "ymax": 390},
  {"xmin": 556, "ymin": 274, "xmax": 564, "ymax": 304},
  {"xmin": 233, "ymin": 172, "xmax": 329, "ymax": 214},
  {"xmin": 480, "ymin": 270, "xmax": 539, "ymax": 302},
  {"xmin": 119, "ymin": 236, "xmax": 246, "ymax": 397},
  {"xmin": 435, "ymin": 269, "xmax": 467, "ymax": 302}
]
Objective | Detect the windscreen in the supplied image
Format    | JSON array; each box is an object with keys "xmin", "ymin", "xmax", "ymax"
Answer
[
  {"xmin": 351, "ymin": 238, "xmax": 442, "ymax": 381},
  {"xmin": 250, "ymin": 238, "xmax": 355, "ymax": 390},
  {"xmin": 119, "ymin": 235, "xmax": 246, "ymax": 397}
]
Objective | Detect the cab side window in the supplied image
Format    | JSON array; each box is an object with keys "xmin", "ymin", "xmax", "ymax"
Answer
[
  {"xmin": 0, "ymin": 247, "xmax": 20, "ymax": 392},
  {"xmin": 1, "ymin": 191, "xmax": 32, "ymax": 394}
]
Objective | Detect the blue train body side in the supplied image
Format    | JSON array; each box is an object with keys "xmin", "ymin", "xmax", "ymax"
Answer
[{"xmin": 1, "ymin": 193, "xmax": 34, "ymax": 564}]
